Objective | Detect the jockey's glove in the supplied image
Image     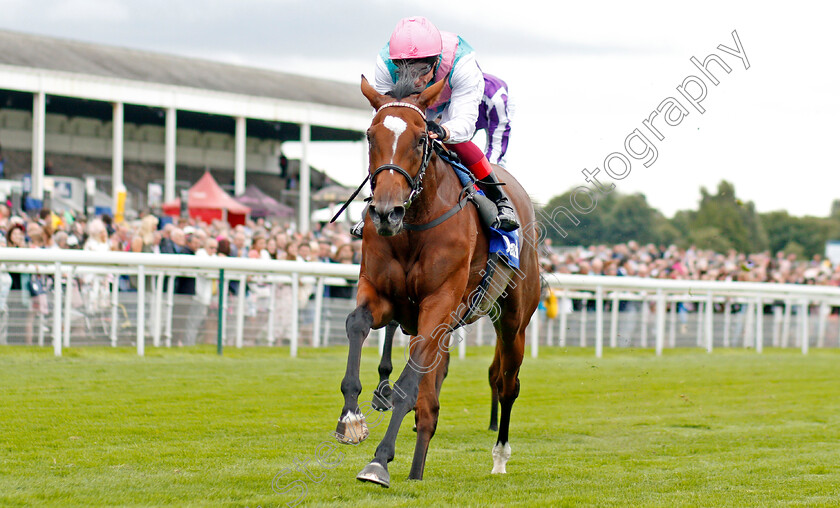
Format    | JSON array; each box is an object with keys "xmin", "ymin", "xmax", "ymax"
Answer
[{"xmin": 426, "ymin": 120, "xmax": 447, "ymax": 141}]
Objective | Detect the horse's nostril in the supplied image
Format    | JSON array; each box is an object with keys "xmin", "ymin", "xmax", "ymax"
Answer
[{"xmin": 389, "ymin": 206, "xmax": 405, "ymax": 222}]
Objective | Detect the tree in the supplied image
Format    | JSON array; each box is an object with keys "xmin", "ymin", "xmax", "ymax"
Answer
[
  {"xmin": 688, "ymin": 226, "xmax": 733, "ymax": 252},
  {"xmin": 690, "ymin": 181, "xmax": 767, "ymax": 253},
  {"xmin": 760, "ymin": 211, "xmax": 833, "ymax": 258},
  {"xmin": 538, "ymin": 188, "xmax": 616, "ymax": 247},
  {"xmin": 603, "ymin": 193, "xmax": 658, "ymax": 244}
]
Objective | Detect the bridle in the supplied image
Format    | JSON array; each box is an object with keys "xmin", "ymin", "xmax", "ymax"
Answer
[
  {"xmin": 369, "ymin": 101, "xmax": 434, "ymax": 209},
  {"xmin": 329, "ymin": 99, "xmax": 470, "ymax": 231}
]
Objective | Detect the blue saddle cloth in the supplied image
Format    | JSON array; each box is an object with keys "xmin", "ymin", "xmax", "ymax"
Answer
[
  {"xmin": 437, "ymin": 147, "xmax": 521, "ymax": 270},
  {"xmin": 488, "ymin": 226, "xmax": 521, "ymax": 270}
]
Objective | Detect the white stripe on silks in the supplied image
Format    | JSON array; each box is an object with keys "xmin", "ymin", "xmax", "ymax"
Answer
[{"xmin": 485, "ymin": 88, "xmax": 512, "ymax": 166}]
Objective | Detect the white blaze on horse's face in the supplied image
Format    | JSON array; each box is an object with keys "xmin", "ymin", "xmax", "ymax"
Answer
[{"xmin": 382, "ymin": 115, "xmax": 407, "ymax": 164}]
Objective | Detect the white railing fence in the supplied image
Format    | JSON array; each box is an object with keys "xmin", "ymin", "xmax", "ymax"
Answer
[{"xmin": 1, "ymin": 248, "xmax": 839, "ymax": 358}]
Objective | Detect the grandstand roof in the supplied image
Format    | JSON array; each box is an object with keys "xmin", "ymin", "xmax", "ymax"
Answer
[{"xmin": 0, "ymin": 29, "xmax": 369, "ymax": 113}]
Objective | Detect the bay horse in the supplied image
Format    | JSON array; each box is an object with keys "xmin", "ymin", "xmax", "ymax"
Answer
[{"xmin": 335, "ymin": 76, "xmax": 540, "ymax": 487}]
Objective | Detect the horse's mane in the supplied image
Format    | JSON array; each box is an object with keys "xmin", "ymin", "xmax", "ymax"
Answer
[{"xmin": 387, "ymin": 60, "xmax": 433, "ymax": 100}]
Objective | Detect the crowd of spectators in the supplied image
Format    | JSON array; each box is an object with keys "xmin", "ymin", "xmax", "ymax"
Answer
[
  {"xmin": 539, "ymin": 239, "xmax": 840, "ymax": 287},
  {"xmin": 0, "ymin": 203, "xmax": 362, "ymax": 267},
  {"xmin": 2, "ymin": 202, "xmax": 839, "ymax": 288}
]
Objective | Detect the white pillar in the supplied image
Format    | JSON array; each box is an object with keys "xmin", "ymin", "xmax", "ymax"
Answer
[
  {"xmin": 235, "ymin": 116, "xmax": 246, "ymax": 196},
  {"xmin": 31, "ymin": 91, "xmax": 46, "ymax": 201},
  {"xmin": 165, "ymin": 277, "xmax": 175, "ymax": 348},
  {"xmin": 112, "ymin": 102, "xmax": 124, "ymax": 214},
  {"xmin": 530, "ymin": 312, "xmax": 539, "ymax": 358},
  {"xmin": 110, "ymin": 276, "xmax": 119, "ymax": 347},
  {"xmin": 267, "ymin": 281, "xmax": 277, "ymax": 346},
  {"xmin": 723, "ymin": 300, "xmax": 732, "ymax": 348},
  {"xmin": 299, "ymin": 123, "xmax": 311, "ymax": 233},
  {"xmin": 755, "ymin": 298, "xmax": 764, "ymax": 353},
  {"xmin": 63, "ymin": 266, "xmax": 74, "ymax": 348},
  {"xmin": 137, "ymin": 265, "xmax": 145, "ymax": 356},
  {"xmin": 290, "ymin": 273, "xmax": 299, "ymax": 357},
  {"xmin": 165, "ymin": 107, "xmax": 177, "ymax": 203},
  {"xmin": 640, "ymin": 292, "xmax": 648, "ymax": 348},
  {"xmin": 579, "ymin": 298, "xmax": 587, "ymax": 348},
  {"xmin": 558, "ymin": 291, "xmax": 568, "ymax": 347},
  {"xmin": 609, "ymin": 293, "xmax": 619, "ymax": 348},
  {"xmin": 53, "ymin": 262, "xmax": 63, "ymax": 356},
  {"xmin": 800, "ymin": 299, "xmax": 809, "ymax": 355},
  {"xmin": 312, "ymin": 277, "xmax": 325, "ymax": 348},
  {"xmin": 595, "ymin": 286, "xmax": 603, "ymax": 358},
  {"xmin": 655, "ymin": 289, "xmax": 666, "ymax": 356},
  {"xmin": 705, "ymin": 292, "xmax": 714, "ymax": 353}
]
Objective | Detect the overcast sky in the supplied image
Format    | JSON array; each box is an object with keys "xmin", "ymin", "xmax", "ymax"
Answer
[{"xmin": 1, "ymin": 0, "xmax": 838, "ymax": 218}]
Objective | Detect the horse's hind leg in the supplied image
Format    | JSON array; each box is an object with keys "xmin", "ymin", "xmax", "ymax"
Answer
[
  {"xmin": 488, "ymin": 349, "xmax": 501, "ymax": 431},
  {"xmin": 372, "ymin": 321, "xmax": 398, "ymax": 412},
  {"xmin": 492, "ymin": 326, "xmax": 525, "ymax": 474}
]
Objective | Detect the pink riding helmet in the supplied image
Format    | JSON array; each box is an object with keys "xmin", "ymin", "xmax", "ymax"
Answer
[{"xmin": 389, "ymin": 16, "xmax": 442, "ymax": 60}]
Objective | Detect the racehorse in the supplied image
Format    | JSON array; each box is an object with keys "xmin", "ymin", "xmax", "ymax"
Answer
[{"xmin": 335, "ymin": 76, "xmax": 540, "ymax": 487}]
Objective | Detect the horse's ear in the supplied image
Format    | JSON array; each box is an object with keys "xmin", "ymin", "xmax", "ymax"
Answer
[
  {"xmin": 361, "ymin": 75, "xmax": 388, "ymax": 110},
  {"xmin": 417, "ymin": 76, "xmax": 447, "ymax": 111}
]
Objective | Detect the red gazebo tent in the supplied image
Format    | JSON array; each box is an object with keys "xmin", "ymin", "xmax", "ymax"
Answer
[{"xmin": 161, "ymin": 171, "xmax": 250, "ymax": 227}]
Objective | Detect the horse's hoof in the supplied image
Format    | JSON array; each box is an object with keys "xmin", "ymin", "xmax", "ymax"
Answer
[
  {"xmin": 334, "ymin": 411, "xmax": 369, "ymax": 445},
  {"xmin": 488, "ymin": 423, "xmax": 498, "ymax": 432},
  {"xmin": 371, "ymin": 384, "xmax": 393, "ymax": 412},
  {"xmin": 356, "ymin": 461, "xmax": 390, "ymax": 488},
  {"xmin": 491, "ymin": 442, "xmax": 511, "ymax": 474}
]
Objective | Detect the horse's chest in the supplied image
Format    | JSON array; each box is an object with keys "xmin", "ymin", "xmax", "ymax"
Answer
[{"xmin": 369, "ymin": 257, "xmax": 448, "ymax": 302}]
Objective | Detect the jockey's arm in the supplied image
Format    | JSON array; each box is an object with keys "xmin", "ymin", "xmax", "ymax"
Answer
[
  {"xmin": 373, "ymin": 54, "xmax": 394, "ymax": 95},
  {"xmin": 438, "ymin": 52, "xmax": 483, "ymax": 143}
]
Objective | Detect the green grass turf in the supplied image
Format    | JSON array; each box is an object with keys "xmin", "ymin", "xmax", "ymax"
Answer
[{"xmin": 2, "ymin": 345, "xmax": 840, "ymax": 507}]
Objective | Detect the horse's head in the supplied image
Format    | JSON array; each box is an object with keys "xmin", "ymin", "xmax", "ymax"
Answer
[{"xmin": 361, "ymin": 76, "xmax": 446, "ymax": 236}]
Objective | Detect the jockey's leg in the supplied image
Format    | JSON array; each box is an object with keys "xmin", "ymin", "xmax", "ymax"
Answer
[
  {"xmin": 350, "ymin": 204, "xmax": 368, "ymax": 239},
  {"xmin": 447, "ymin": 141, "xmax": 519, "ymax": 232}
]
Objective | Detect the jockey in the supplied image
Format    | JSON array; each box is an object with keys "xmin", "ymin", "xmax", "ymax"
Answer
[{"xmin": 351, "ymin": 16, "xmax": 518, "ymax": 238}]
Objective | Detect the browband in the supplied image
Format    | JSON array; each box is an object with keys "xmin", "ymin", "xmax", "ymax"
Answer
[{"xmin": 377, "ymin": 102, "xmax": 426, "ymax": 120}]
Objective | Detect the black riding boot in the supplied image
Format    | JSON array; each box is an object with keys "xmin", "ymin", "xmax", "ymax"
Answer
[
  {"xmin": 478, "ymin": 173, "xmax": 520, "ymax": 232},
  {"xmin": 349, "ymin": 203, "xmax": 370, "ymax": 238},
  {"xmin": 350, "ymin": 218, "xmax": 364, "ymax": 239}
]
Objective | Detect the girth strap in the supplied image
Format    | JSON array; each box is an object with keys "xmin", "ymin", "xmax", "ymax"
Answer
[{"xmin": 403, "ymin": 194, "xmax": 471, "ymax": 231}]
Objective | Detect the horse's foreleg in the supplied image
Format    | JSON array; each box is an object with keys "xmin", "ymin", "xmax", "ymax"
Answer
[
  {"xmin": 488, "ymin": 349, "xmax": 501, "ymax": 431},
  {"xmin": 372, "ymin": 321, "xmax": 398, "ymax": 412},
  {"xmin": 409, "ymin": 351, "xmax": 449, "ymax": 480},
  {"xmin": 356, "ymin": 351, "xmax": 424, "ymax": 487},
  {"xmin": 356, "ymin": 318, "xmax": 448, "ymax": 487},
  {"xmin": 336, "ymin": 305, "xmax": 374, "ymax": 444},
  {"xmin": 492, "ymin": 329, "xmax": 524, "ymax": 474}
]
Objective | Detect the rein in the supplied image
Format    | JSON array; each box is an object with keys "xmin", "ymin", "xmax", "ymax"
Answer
[{"xmin": 330, "ymin": 101, "xmax": 473, "ymax": 231}]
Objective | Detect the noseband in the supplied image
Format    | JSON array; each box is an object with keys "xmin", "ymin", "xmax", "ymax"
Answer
[{"xmin": 369, "ymin": 101, "xmax": 434, "ymax": 209}]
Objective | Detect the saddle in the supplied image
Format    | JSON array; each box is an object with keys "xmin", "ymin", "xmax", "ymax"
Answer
[{"xmin": 434, "ymin": 144, "xmax": 521, "ymax": 329}]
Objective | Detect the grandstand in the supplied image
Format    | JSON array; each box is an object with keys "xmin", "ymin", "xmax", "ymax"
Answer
[{"xmin": 0, "ymin": 29, "xmax": 370, "ymax": 228}]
